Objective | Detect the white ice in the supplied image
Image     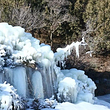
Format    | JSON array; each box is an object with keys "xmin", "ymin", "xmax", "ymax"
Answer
[
  {"xmin": 55, "ymin": 37, "xmax": 88, "ymax": 66},
  {"xmin": 0, "ymin": 23, "xmax": 56, "ymax": 99},
  {"xmin": 57, "ymin": 69, "xmax": 96, "ymax": 103},
  {"xmin": 32, "ymin": 71, "xmax": 44, "ymax": 99},
  {"xmin": 13, "ymin": 67, "xmax": 27, "ymax": 97},
  {"xmin": 0, "ymin": 82, "xmax": 22, "ymax": 109},
  {"xmin": 57, "ymin": 77, "xmax": 77, "ymax": 103}
]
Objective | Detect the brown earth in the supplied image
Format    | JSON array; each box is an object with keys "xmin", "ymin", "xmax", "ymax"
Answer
[
  {"xmin": 66, "ymin": 52, "xmax": 110, "ymax": 96},
  {"xmin": 83, "ymin": 55, "xmax": 110, "ymax": 96}
]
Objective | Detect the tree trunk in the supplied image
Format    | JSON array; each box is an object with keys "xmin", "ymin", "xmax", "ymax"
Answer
[{"xmin": 50, "ymin": 31, "xmax": 54, "ymax": 46}]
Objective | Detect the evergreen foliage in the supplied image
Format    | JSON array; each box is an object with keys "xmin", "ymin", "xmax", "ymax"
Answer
[
  {"xmin": 83, "ymin": 0, "xmax": 110, "ymax": 55},
  {"xmin": 0, "ymin": 0, "xmax": 109, "ymax": 55}
]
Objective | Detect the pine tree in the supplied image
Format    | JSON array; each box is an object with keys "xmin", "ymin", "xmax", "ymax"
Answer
[{"xmin": 83, "ymin": 0, "xmax": 110, "ymax": 55}]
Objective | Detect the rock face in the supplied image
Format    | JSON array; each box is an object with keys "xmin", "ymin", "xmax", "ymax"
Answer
[{"xmin": 82, "ymin": 55, "xmax": 110, "ymax": 96}]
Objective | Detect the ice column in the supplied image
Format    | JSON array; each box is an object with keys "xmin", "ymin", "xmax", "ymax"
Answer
[
  {"xmin": 13, "ymin": 67, "xmax": 27, "ymax": 97},
  {"xmin": 32, "ymin": 71, "xmax": 44, "ymax": 99}
]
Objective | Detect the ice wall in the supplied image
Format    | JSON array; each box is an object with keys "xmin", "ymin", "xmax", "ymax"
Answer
[
  {"xmin": 2, "ymin": 65, "xmax": 56, "ymax": 99},
  {"xmin": 0, "ymin": 23, "xmax": 96, "ymax": 106},
  {"xmin": 0, "ymin": 23, "xmax": 56, "ymax": 99}
]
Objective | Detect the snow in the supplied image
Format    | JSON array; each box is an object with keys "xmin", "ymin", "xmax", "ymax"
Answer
[
  {"xmin": 55, "ymin": 101, "xmax": 110, "ymax": 110},
  {"xmin": 97, "ymin": 94, "xmax": 110, "ymax": 103},
  {"xmin": 95, "ymin": 98, "xmax": 110, "ymax": 109},
  {"xmin": 57, "ymin": 77, "xmax": 77, "ymax": 103},
  {"xmin": 42, "ymin": 108, "xmax": 56, "ymax": 110},
  {"xmin": 0, "ymin": 82, "xmax": 23, "ymax": 109},
  {"xmin": 57, "ymin": 69, "xmax": 96, "ymax": 103},
  {"xmin": 41, "ymin": 97, "xmax": 110, "ymax": 110}
]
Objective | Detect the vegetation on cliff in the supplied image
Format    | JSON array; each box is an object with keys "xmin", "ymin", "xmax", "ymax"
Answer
[{"xmin": 0, "ymin": 0, "xmax": 110, "ymax": 55}]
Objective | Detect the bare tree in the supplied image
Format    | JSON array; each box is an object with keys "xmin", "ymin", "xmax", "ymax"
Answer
[
  {"xmin": 0, "ymin": 0, "xmax": 77, "ymax": 46},
  {"xmin": 44, "ymin": 0, "xmax": 77, "ymax": 46},
  {"xmin": 82, "ymin": 19, "xmax": 105, "ymax": 54},
  {"xmin": 12, "ymin": 5, "xmax": 46, "ymax": 32}
]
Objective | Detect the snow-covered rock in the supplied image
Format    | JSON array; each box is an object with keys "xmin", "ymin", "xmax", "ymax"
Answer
[
  {"xmin": 57, "ymin": 69, "xmax": 96, "ymax": 103},
  {"xmin": 0, "ymin": 82, "xmax": 24, "ymax": 110}
]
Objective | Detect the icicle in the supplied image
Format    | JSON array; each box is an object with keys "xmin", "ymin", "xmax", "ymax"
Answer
[
  {"xmin": 86, "ymin": 51, "xmax": 93, "ymax": 57},
  {"xmin": 13, "ymin": 67, "xmax": 27, "ymax": 97},
  {"xmin": 32, "ymin": 71, "xmax": 44, "ymax": 99},
  {"xmin": 74, "ymin": 41, "xmax": 81, "ymax": 58}
]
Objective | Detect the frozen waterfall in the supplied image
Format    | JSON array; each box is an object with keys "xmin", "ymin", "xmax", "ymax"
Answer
[
  {"xmin": 0, "ymin": 23, "xmax": 97, "ymax": 109},
  {"xmin": 0, "ymin": 23, "xmax": 57, "ymax": 99}
]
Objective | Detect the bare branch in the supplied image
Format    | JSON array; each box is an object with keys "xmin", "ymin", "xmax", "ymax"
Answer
[{"xmin": 12, "ymin": 5, "xmax": 46, "ymax": 31}]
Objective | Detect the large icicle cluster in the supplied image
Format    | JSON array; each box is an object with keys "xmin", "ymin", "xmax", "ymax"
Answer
[{"xmin": 54, "ymin": 37, "xmax": 87, "ymax": 66}]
